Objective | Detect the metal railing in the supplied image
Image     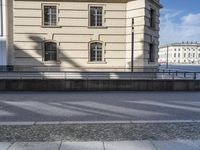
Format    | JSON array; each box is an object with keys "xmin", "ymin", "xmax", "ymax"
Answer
[
  {"xmin": 0, "ymin": 65, "xmax": 199, "ymax": 80},
  {"xmin": 0, "ymin": 70, "xmax": 199, "ymax": 80},
  {"xmin": 159, "ymin": 69, "xmax": 200, "ymax": 80}
]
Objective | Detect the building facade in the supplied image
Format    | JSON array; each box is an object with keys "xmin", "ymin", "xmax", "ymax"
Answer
[
  {"xmin": 159, "ymin": 42, "xmax": 200, "ymax": 64},
  {"xmin": 7, "ymin": 0, "xmax": 162, "ymax": 71},
  {"xmin": 0, "ymin": 0, "xmax": 7, "ymax": 66}
]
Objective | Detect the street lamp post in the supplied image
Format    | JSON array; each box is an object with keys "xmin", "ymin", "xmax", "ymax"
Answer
[{"xmin": 131, "ymin": 18, "xmax": 134, "ymax": 72}]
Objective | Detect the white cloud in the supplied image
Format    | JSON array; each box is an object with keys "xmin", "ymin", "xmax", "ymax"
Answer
[
  {"xmin": 160, "ymin": 9, "xmax": 200, "ymax": 45},
  {"xmin": 181, "ymin": 13, "xmax": 200, "ymax": 25}
]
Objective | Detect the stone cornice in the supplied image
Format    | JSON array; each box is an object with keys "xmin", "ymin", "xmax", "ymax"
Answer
[
  {"xmin": 148, "ymin": 0, "xmax": 163, "ymax": 8},
  {"xmin": 14, "ymin": 0, "xmax": 131, "ymax": 2},
  {"xmin": 14, "ymin": 0, "xmax": 163, "ymax": 8}
]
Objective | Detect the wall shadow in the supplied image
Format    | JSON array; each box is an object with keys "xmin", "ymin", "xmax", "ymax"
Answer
[{"xmin": 14, "ymin": 35, "xmax": 86, "ymax": 72}]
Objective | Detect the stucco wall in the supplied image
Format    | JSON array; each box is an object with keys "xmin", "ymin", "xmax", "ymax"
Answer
[{"xmin": 11, "ymin": 0, "xmax": 161, "ymax": 71}]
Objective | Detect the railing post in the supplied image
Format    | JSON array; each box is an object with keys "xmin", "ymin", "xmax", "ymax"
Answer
[
  {"xmin": 131, "ymin": 72, "xmax": 133, "ymax": 80},
  {"xmin": 87, "ymin": 72, "xmax": 89, "ymax": 80},
  {"xmin": 172, "ymin": 72, "xmax": 175, "ymax": 80},
  {"xmin": 43, "ymin": 72, "xmax": 45, "ymax": 80},
  {"xmin": 65, "ymin": 72, "xmax": 67, "ymax": 80},
  {"xmin": 194, "ymin": 72, "xmax": 197, "ymax": 80}
]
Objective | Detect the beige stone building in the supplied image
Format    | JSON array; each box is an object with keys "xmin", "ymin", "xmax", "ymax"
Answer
[{"xmin": 6, "ymin": 0, "xmax": 162, "ymax": 71}]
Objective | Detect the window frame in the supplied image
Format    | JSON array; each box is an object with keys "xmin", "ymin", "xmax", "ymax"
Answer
[
  {"xmin": 42, "ymin": 4, "xmax": 59, "ymax": 28},
  {"xmin": 43, "ymin": 40, "xmax": 59, "ymax": 62},
  {"xmin": 149, "ymin": 8, "xmax": 156, "ymax": 29},
  {"xmin": 149, "ymin": 43, "xmax": 155, "ymax": 63},
  {"xmin": 88, "ymin": 5, "xmax": 105, "ymax": 28},
  {"xmin": 88, "ymin": 41, "xmax": 106, "ymax": 63}
]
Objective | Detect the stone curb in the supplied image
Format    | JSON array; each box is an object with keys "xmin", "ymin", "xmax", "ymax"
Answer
[{"xmin": 1, "ymin": 120, "xmax": 200, "ymax": 125}]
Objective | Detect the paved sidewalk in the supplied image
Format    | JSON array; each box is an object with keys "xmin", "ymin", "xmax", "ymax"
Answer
[{"xmin": 1, "ymin": 140, "xmax": 200, "ymax": 150}]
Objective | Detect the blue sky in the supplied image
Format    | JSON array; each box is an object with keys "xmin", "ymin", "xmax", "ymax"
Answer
[{"xmin": 160, "ymin": 0, "xmax": 200, "ymax": 45}]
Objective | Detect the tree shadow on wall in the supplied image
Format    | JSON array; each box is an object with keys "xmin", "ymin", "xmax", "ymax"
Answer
[
  {"xmin": 14, "ymin": 35, "xmax": 86, "ymax": 72},
  {"xmin": 12, "ymin": 35, "xmax": 90, "ymax": 79}
]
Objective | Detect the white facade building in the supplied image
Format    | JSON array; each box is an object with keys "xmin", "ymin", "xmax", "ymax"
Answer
[
  {"xmin": 159, "ymin": 42, "xmax": 200, "ymax": 64},
  {"xmin": 0, "ymin": 0, "xmax": 7, "ymax": 66}
]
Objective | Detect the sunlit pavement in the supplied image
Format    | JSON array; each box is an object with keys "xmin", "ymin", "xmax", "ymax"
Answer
[
  {"xmin": 1, "ymin": 91, "xmax": 200, "ymax": 122},
  {"xmin": 1, "ymin": 140, "xmax": 200, "ymax": 150}
]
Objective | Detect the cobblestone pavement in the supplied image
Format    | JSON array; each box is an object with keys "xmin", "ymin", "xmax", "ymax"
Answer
[
  {"xmin": 1, "ymin": 91, "xmax": 200, "ymax": 122},
  {"xmin": 1, "ymin": 140, "xmax": 200, "ymax": 150}
]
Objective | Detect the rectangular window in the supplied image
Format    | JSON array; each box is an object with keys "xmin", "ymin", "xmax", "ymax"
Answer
[
  {"xmin": 149, "ymin": 44, "xmax": 155, "ymax": 62},
  {"xmin": 44, "ymin": 42, "xmax": 57, "ymax": 61},
  {"xmin": 90, "ymin": 42, "xmax": 102, "ymax": 62},
  {"xmin": 43, "ymin": 5, "xmax": 57, "ymax": 26},
  {"xmin": 150, "ymin": 8, "xmax": 156, "ymax": 28},
  {"xmin": 90, "ymin": 6, "xmax": 103, "ymax": 27},
  {"xmin": 90, "ymin": 42, "xmax": 103, "ymax": 62}
]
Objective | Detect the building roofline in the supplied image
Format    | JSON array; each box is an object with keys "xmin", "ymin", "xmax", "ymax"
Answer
[{"xmin": 160, "ymin": 42, "xmax": 200, "ymax": 48}]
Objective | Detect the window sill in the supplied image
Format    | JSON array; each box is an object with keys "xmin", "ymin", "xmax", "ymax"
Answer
[
  {"xmin": 87, "ymin": 61, "xmax": 107, "ymax": 64},
  {"xmin": 148, "ymin": 61, "xmax": 156, "ymax": 64},
  {"xmin": 148, "ymin": 26, "xmax": 157, "ymax": 31},
  {"xmin": 88, "ymin": 26, "xmax": 108, "ymax": 29},
  {"xmin": 42, "ymin": 61, "xmax": 61, "ymax": 64},
  {"xmin": 41, "ymin": 25, "xmax": 62, "ymax": 28}
]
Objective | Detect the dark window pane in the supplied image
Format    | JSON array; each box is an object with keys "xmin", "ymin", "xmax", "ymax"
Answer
[
  {"xmin": 44, "ymin": 6, "xmax": 57, "ymax": 26},
  {"xmin": 149, "ymin": 44, "xmax": 155, "ymax": 62},
  {"xmin": 150, "ymin": 9, "xmax": 155, "ymax": 28},
  {"xmin": 90, "ymin": 42, "xmax": 103, "ymax": 62},
  {"xmin": 90, "ymin": 7, "xmax": 103, "ymax": 26},
  {"xmin": 44, "ymin": 42, "xmax": 57, "ymax": 61}
]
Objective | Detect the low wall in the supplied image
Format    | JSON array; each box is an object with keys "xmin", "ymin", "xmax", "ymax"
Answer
[{"xmin": 0, "ymin": 79, "xmax": 200, "ymax": 91}]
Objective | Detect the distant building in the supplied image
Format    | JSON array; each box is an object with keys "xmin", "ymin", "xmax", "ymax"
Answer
[
  {"xmin": 159, "ymin": 42, "xmax": 200, "ymax": 64},
  {"xmin": 0, "ymin": 0, "xmax": 7, "ymax": 66}
]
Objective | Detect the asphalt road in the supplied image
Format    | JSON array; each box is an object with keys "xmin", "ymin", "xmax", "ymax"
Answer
[{"xmin": 0, "ymin": 91, "xmax": 200, "ymax": 122}]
